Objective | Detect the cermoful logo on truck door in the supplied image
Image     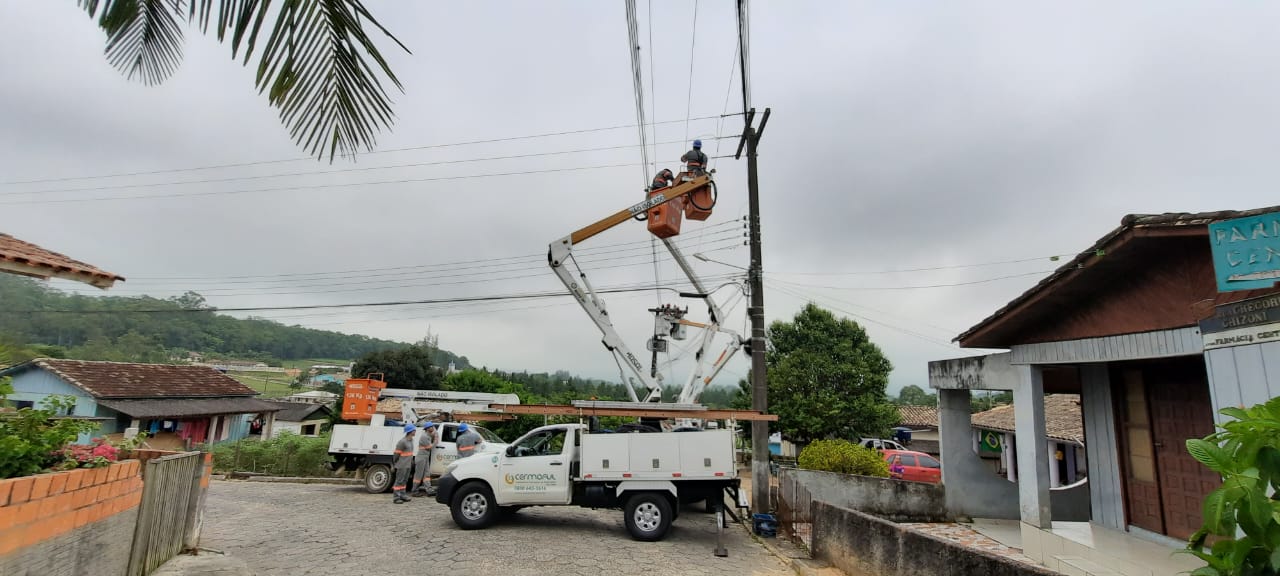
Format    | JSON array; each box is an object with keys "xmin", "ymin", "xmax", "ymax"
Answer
[{"xmin": 504, "ymin": 473, "xmax": 557, "ymax": 491}]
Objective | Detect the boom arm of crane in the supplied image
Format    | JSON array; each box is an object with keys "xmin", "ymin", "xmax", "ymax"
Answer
[{"xmin": 548, "ymin": 176, "xmax": 745, "ymax": 403}]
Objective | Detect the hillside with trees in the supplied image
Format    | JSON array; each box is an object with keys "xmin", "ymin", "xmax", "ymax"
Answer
[{"xmin": 0, "ymin": 275, "xmax": 469, "ymax": 367}]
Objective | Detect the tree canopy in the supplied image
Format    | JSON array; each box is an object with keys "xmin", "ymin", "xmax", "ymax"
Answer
[
  {"xmin": 895, "ymin": 385, "xmax": 937, "ymax": 407},
  {"xmin": 765, "ymin": 303, "xmax": 898, "ymax": 444},
  {"xmin": 77, "ymin": 0, "xmax": 409, "ymax": 160},
  {"xmin": 351, "ymin": 344, "xmax": 441, "ymax": 390}
]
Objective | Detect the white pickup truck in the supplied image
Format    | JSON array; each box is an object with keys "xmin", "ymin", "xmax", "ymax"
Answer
[
  {"xmin": 434, "ymin": 423, "xmax": 738, "ymax": 541},
  {"xmin": 328, "ymin": 419, "xmax": 507, "ymax": 493}
]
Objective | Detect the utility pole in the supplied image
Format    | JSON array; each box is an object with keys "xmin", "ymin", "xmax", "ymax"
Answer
[{"xmin": 736, "ymin": 107, "xmax": 770, "ymax": 514}]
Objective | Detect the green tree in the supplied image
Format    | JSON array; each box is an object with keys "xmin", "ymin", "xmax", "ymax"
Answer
[
  {"xmin": 76, "ymin": 0, "xmax": 408, "ymax": 160},
  {"xmin": 766, "ymin": 303, "xmax": 897, "ymax": 444},
  {"xmin": 896, "ymin": 385, "xmax": 937, "ymax": 407},
  {"xmin": 352, "ymin": 345, "xmax": 441, "ymax": 390}
]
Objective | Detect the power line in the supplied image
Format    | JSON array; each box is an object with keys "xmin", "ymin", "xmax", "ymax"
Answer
[
  {"xmin": 767, "ymin": 281, "xmax": 959, "ymax": 351},
  {"xmin": 766, "ymin": 270, "xmax": 1055, "ymax": 291},
  {"xmin": 0, "ymin": 114, "xmax": 739, "ymax": 187},
  {"xmin": 0, "ymin": 163, "xmax": 639, "ymax": 206},
  {"xmin": 768, "ymin": 254, "xmax": 1072, "ymax": 276},
  {"xmin": 766, "ymin": 278, "xmax": 961, "ymax": 335},
  {"xmin": 683, "ymin": 0, "xmax": 700, "ymax": 146},
  {"xmin": 5, "ymin": 137, "xmax": 728, "ymax": 198},
  {"xmin": 123, "ymin": 219, "xmax": 743, "ymax": 281},
  {"xmin": 9, "ymin": 277, "xmax": 743, "ymax": 315}
]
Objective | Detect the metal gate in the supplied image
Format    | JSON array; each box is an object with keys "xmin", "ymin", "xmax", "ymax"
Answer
[
  {"xmin": 127, "ymin": 451, "xmax": 203, "ymax": 576},
  {"xmin": 774, "ymin": 466, "xmax": 812, "ymax": 549}
]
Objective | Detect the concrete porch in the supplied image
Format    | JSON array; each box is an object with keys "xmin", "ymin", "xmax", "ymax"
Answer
[{"xmin": 969, "ymin": 518, "xmax": 1202, "ymax": 576}]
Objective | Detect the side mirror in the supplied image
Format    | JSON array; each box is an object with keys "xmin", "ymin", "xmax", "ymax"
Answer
[{"xmin": 505, "ymin": 445, "xmax": 516, "ymax": 457}]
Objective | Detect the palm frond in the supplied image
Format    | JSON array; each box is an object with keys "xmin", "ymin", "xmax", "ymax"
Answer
[
  {"xmin": 80, "ymin": 0, "xmax": 186, "ymax": 86},
  {"xmin": 79, "ymin": 0, "xmax": 408, "ymax": 161}
]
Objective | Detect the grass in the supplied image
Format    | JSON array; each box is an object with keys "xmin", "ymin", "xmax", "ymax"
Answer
[
  {"xmin": 230, "ymin": 372, "xmax": 300, "ymax": 398},
  {"xmin": 279, "ymin": 358, "xmax": 351, "ymax": 370}
]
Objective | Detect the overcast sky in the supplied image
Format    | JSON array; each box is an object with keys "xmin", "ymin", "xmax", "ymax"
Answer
[{"xmin": 2, "ymin": 1, "xmax": 1278, "ymax": 396}]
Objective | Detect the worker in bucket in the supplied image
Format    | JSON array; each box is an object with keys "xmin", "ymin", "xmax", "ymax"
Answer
[
  {"xmin": 455, "ymin": 422, "xmax": 482, "ymax": 459},
  {"xmin": 391, "ymin": 422, "xmax": 416, "ymax": 504},
  {"xmin": 680, "ymin": 140, "xmax": 707, "ymax": 176},
  {"xmin": 412, "ymin": 421, "xmax": 437, "ymax": 497},
  {"xmin": 650, "ymin": 168, "xmax": 674, "ymax": 191}
]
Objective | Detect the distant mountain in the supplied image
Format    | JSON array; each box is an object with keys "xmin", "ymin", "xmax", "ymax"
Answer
[{"xmin": 0, "ymin": 275, "xmax": 470, "ymax": 368}]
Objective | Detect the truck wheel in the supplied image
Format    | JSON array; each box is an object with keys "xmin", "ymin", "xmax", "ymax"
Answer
[
  {"xmin": 364, "ymin": 464, "xmax": 392, "ymax": 494},
  {"xmin": 451, "ymin": 483, "xmax": 498, "ymax": 530},
  {"xmin": 624, "ymin": 493, "xmax": 673, "ymax": 542}
]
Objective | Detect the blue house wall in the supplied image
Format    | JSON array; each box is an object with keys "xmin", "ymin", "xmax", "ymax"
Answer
[{"xmin": 8, "ymin": 369, "xmax": 101, "ymax": 444}]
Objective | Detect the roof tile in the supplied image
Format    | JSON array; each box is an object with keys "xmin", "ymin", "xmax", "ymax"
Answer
[
  {"xmin": 970, "ymin": 394, "xmax": 1084, "ymax": 445},
  {"xmin": 14, "ymin": 359, "xmax": 258, "ymax": 398},
  {"xmin": 897, "ymin": 405, "xmax": 939, "ymax": 428},
  {"xmin": 0, "ymin": 233, "xmax": 124, "ymax": 287}
]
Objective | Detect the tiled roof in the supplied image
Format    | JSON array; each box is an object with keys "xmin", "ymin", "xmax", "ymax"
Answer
[
  {"xmin": 897, "ymin": 405, "xmax": 939, "ymax": 428},
  {"xmin": 2, "ymin": 359, "xmax": 259, "ymax": 399},
  {"xmin": 97, "ymin": 397, "xmax": 281, "ymax": 418},
  {"xmin": 0, "ymin": 233, "xmax": 124, "ymax": 288},
  {"xmin": 267, "ymin": 401, "xmax": 332, "ymax": 422},
  {"xmin": 970, "ymin": 394, "xmax": 1084, "ymax": 445}
]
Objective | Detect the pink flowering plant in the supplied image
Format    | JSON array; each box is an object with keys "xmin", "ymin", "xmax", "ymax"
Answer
[{"xmin": 57, "ymin": 437, "xmax": 120, "ymax": 469}]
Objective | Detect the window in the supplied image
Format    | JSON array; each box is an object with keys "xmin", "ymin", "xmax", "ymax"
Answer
[
  {"xmin": 919, "ymin": 455, "xmax": 941, "ymax": 469},
  {"xmin": 897, "ymin": 455, "xmax": 918, "ymax": 467},
  {"xmin": 475, "ymin": 426, "xmax": 505, "ymax": 444},
  {"xmin": 510, "ymin": 429, "xmax": 567, "ymax": 457},
  {"xmin": 301, "ymin": 424, "xmax": 317, "ymax": 436},
  {"xmin": 440, "ymin": 426, "xmax": 458, "ymax": 443}
]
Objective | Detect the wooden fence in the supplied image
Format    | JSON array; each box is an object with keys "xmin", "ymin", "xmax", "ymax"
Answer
[{"xmin": 126, "ymin": 451, "xmax": 204, "ymax": 576}]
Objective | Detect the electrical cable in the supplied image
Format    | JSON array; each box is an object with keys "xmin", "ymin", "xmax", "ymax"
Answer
[
  {"xmin": 766, "ymin": 270, "xmax": 1056, "ymax": 291},
  {"xmin": 768, "ymin": 254, "xmax": 1074, "ymax": 276},
  {"xmin": 683, "ymin": 0, "xmax": 700, "ymax": 146},
  {"xmin": 766, "ymin": 281, "xmax": 960, "ymax": 351}
]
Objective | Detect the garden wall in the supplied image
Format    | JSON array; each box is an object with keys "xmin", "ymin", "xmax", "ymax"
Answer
[{"xmin": 0, "ymin": 460, "xmax": 144, "ymax": 576}]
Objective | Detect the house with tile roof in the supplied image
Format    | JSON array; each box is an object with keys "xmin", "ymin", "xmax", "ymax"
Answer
[
  {"xmin": 0, "ymin": 233, "xmax": 124, "ymax": 289},
  {"xmin": 895, "ymin": 404, "xmax": 940, "ymax": 455},
  {"xmin": 928, "ymin": 205, "xmax": 1280, "ymax": 575},
  {"xmin": 262, "ymin": 401, "xmax": 332, "ymax": 438},
  {"xmin": 968, "ymin": 394, "xmax": 1087, "ymax": 487},
  {"xmin": 0, "ymin": 359, "xmax": 281, "ymax": 449}
]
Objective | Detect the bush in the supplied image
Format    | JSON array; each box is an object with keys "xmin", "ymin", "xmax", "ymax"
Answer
[
  {"xmin": 211, "ymin": 432, "xmax": 336, "ymax": 477},
  {"xmin": 798, "ymin": 439, "xmax": 890, "ymax": 478},
  {"xmin": 0, "ymin": 395, "xmax": 98, "ymax": 479}
]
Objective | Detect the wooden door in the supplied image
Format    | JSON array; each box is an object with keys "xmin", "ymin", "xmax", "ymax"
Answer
[
  {"xmin": 1148, "ymin": 359, "xmax": 1220, "ymax": 541},
  {"xmin": 1117, "ymin": 368, "xmax": 1164, "ymax": 534}
]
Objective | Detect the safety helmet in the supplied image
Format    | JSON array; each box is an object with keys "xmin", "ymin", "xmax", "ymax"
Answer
[
  {"xmin": 420, "ymin": 421, "xmax": 435, "ymax": 429},
  {"xmin": 403, "ymin": 423, "xmax": 416, "ymax": 433},
  {"xmin": 692, "ymin": 139, "xmax": 702, "ymax": 148},
  {"xmin": 661, "ymin": 168, "xmax": 673, "ymax": 177},
  {"xmin": 458, "ymin": 423, "xmax": 470, "ymax": 433}
]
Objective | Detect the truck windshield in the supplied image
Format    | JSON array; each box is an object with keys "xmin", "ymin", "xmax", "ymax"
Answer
[{"xmin": 475, "ymin": 426, "xmax": 505, "ymax": 444}]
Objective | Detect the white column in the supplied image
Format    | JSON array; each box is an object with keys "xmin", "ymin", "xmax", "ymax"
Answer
[
  {"xmin": 1003, "ymin": 433, "xmax": 1017, "ymax": 482},
  {"xmin": 1014, "ymin": 364, "xmax": 1052, "ymax": 529},
  {"xmin": 1048, "ymin": 441, "xmax": 1062, "ymax": 488}
]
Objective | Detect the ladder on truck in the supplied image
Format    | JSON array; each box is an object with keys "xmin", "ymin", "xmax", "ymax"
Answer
[{"xmin": 548, "ymin": 175, "xmax": 745, "ymax": 406}]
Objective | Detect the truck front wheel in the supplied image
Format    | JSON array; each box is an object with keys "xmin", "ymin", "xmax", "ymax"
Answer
[
  {"xmin": 451, "ymin": 482, "xmax": 498, "ymax": 530},
  {"xmin": 364, "ymin": 463, "xmax": 392, "ymax": 494},
  {"xmin": 624, "ymin": 492, "xmax": 673, "ymax": 541}
]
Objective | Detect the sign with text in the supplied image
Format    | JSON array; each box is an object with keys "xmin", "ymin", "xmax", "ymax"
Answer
[
  {"xmin": 1200, "ymin": 294, "xmax": 1280, "ymax": 351},
  {"xmin": 1208, "ymin": 212, "xmax": 1280, "ymax": 293}
]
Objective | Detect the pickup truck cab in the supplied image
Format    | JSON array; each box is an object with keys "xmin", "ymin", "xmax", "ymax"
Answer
[
  {"xmin": 328, "ymin": 421, "xmax": 507, "ymax": 493},
  {"xmin": 435, "ymin": 423, "xmax": 737, "ymax": 541}
]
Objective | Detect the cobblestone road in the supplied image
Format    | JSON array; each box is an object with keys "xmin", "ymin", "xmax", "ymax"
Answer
[{"xmin": 202, "ymin": 481, "xmax": 792, "ymax": 576}]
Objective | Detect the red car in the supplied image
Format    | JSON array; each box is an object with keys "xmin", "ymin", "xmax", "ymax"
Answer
[{"xmin": 882, "ymin": 449, "xmax": 942, "ymax": 484}]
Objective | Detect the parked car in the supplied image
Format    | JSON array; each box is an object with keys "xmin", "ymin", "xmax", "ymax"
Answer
[
  {"xmin": 882, "ymin": 449, "xmax": 942, "ymax": 484},
  {"xmin": 859, "ymin": 438, "xmax": 906, "ymax": 451}
]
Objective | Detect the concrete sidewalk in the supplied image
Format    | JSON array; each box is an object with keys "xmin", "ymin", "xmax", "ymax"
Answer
[{"xmin": 151, "ymin": 551, "xmax": 253, "ymax": 576}]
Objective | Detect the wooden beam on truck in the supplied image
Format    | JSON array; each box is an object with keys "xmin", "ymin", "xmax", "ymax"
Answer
[
  {"xmin": 378, "ymin": 411, "xmax": 515, "ymax": 422},
  {"xmin": 569, "ymin": 176, "xmax": 712, "ymax": 245},
  {"xmin": 488, "ymin": 403, "xmax": 778, "ymax": 421}
]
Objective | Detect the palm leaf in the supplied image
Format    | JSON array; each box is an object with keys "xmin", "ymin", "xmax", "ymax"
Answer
[
  {"xmin": 80, "ymin": 0, "xmax": 186, "ymax": 85},
  {"xmin": 80, "ymin": 0, "xmax": 409, "ymax": 161}
]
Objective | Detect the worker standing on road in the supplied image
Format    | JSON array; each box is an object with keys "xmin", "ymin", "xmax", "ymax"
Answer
[
  {"xmin": 680, "ymin": 140, "xmax": 708, "ymax": 176},
  {"xmin": 455, "ymin": 422, "xmax": 482, "ymax": 459},
  {"xmin": 392, "ymin": 422, "xmax": 416, "ymax": 504},
  {"xmin": 650, "ymin": 168, "xmax": 674, "ymax": 191},
  {"xmin": 412, "ymin": 421, "xmax": 436, "ymax": 497}
]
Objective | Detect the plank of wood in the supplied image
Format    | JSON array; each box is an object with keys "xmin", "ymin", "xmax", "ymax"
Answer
[{"xmin": 488, "ymin": 403, "xmax": 778, "ymax": 421}]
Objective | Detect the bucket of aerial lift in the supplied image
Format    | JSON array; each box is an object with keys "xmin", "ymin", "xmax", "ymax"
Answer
[
  {"xmin": 341, "ymin": 373, "xmax": 387, "ymax": 421},
  {"xmin": 646, "ymin": 187, "xmax": 684, "ymax": 239},
  {"xmin": 680, "ymin": 172, "xmax": 714, "ymax": 221}
]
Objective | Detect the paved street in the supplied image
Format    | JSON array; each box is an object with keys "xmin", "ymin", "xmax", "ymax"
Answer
[{"xmin": 202, "ymin": 481, "xmax": 792, "ymax": 576}]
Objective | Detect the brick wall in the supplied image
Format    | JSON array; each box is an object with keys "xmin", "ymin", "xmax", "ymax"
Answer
[{"xmin": 0, "ymin": 460, "xmax": 144, "ymax": 576}]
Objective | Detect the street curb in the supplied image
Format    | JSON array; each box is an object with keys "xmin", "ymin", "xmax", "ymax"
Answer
[{"xmin": 241, "ymin": 476, "xmax": 362, "ymax": 485}]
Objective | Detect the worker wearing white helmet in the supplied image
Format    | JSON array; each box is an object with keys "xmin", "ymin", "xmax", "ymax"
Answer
[
  {"xmin": 455, "ymin": 422, "xmax": 482, "ymax": 459},
  {"xmin": 412, "ymin": 421, "xmax": 436, "ymax": 496}
]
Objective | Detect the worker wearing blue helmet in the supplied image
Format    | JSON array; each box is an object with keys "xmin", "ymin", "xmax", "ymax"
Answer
[
  {"xmin": 455, "ymin": 422, "xmax": 483, "ymax": 460},
  {"xmin": 412, "ymin": 421, "xmax": 437, "ymax": 496},
  {"xmin": 681, "ymin": 139, "xmax": 708, "ymax": 176},
  {"xmin": 392, "ymin": 422, "xmax": 416, "ymax": 504}
]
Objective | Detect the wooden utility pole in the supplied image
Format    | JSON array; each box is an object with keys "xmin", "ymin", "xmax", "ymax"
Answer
[{"xmin": 736, "ymin": 108, "xmax": 770, "ymax": 513}]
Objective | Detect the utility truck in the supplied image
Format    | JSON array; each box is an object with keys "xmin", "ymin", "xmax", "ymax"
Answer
[{"xmin": 435, "ymin": 423, "xmax": 738, "ymax": 541}]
